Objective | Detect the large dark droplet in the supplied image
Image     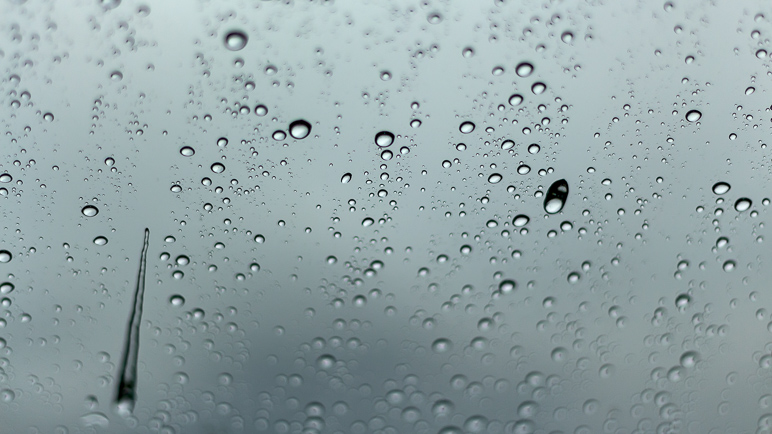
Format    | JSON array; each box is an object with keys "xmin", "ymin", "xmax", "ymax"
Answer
[
  {"xmin": 115, "ymin": 228, "xmax": 150, "ymax": 416},
  {"xmin": 544, "ymin": 179, "xmax": 569, "ymax": 214}
]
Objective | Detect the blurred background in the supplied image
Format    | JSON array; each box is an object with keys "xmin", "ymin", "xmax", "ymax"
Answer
[{"xmin": 1, "ymin": 0, "xmax": 771, "ymax": 432}]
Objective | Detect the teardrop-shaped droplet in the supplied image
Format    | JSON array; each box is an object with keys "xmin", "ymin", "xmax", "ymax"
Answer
[
  {"xmin": 544, "ymin": 179, "xmax": 569, "ymax": 214},
  {"xmin": 341, "ymin": 173, "xmax": 352, "ymax": 183},
  {"xmin": 512, "ymin": 215, "xmax": 530, "ymax": 227}
]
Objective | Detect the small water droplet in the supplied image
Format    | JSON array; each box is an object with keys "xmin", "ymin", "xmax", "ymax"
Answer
[
  {"xmin": 735, "ymin": 197, "xmax": 752, "ymax": 212},
  {"xmin": 169, "ymin": 294, "xmax": 185, "ymax": 306},
  {"xmin": 488, "ymin": 173, "xmax": 502, "ymax": 184},
  {"xmin": 746, "ymin": 86, "xmax": 756, "ymax": 95},
  {"xmin": 93, "ymin": 236, "xmax": 108, "ymax": 246},
  {"xmin": 501, "ymin": 140, "xmax": 515, "ymax": 150},
  {"xmin": 685, "ymin": 110, "xmax": 702, "ymax": 122},
  {"xmin": 516, "ymin": 62, "xmax": 534, "ymax": 77},
  {"xmin": 432, "ymin": 338, "xmax": 453, "ymax": 353},
  {"xmin": 255, "ymin": 105, "xmax": 268, "ymax": 116},
  {"xmin": 544, "ymin": 179, "xmax": 569, "ymax": 214},
  {"xmin": 561, "ymin": 31, "xmax": 574, "ymax": 43},
  {"xmin": 317, "ymin": 354, "xmax": 336, "ymax": 369},
  {"xmin": 210, "ymin": 163, "xmax": 225, "ymax": 173},
  {"xmin": 82, "ymin": 205, "xmax": 99, "ymax": 217},
  {"xmin": 272, "ymin": 130, "xmax": 287, "ymax": 141},
  {"xmin": 179, "ymin": 146, "xmax": 195, "ymax": 157},
  {"xmin": 289, "ymin": 120, "xmax": 311, "ymax": 139},
  {"xmin": 499, "ymin": 279, "xmax": 516, "ymax": 294},
  {"xmin": 459, "ymin": 122, "xmax": 475, "ymax": 134},
  {"xmin": 217, "ymin": 137, "xmax": 228, "ymax": 147},
  {"xmin": 224, "ymin": 31, "xmax": 248, "ymax": 51},
  {"xmin": 341, "ymin": 173, "xmax": 352, "ymax": 183},
  {"xmin": 43, "ymin": 112, "xmax": 54, "ymax": 122},
  {"xmin": 0, "ymin": 282, "xmax": 14, "ymax": 294},
  {"xmin": 0, "ymin": 174, "xmax": 12, "ymax": 183},
  {"xmin": 375, "ymin": 131, "xmax": 395, "ymax": 147},
  {"xmin": 531, "ymin": 82, "xmax": 547, "ymax": 95},
  {"xmin": 712, "ymin": 182, "xmax": 730, "ymax": 195},
  {"xmin": 528, "ymin": 144, "xmax": 540, "ymax": 154},
  {"xmin": 508, "ymin": 94, "xmax": 523, "ymax": 106},
  {"xmin": 517, "ymin": 164, "xmax": 531, "ymax": 175},
  {"xmin": 513, "ymin": 215, "xmax": 530, "ymax": 227},
  {"xmin": 723, "ymin": 260, "xmax": 736, "ymax": 272},
  {"xmin": 362, "ymin": 217, "xmax": 374, "ymax": 227}
]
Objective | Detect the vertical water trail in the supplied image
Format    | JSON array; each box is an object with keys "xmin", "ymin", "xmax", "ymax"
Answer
[{"xmin": 114, "ymin": 228, "xmax": 150, "ymax": 416}]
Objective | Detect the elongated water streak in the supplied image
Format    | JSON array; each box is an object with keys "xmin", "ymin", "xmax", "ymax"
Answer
[{"xmin": 114, "ymin": 228, "xmax": 150, "ymax": 416}]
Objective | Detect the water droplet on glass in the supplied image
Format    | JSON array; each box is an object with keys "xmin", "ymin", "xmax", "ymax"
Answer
[
  {"xmin": 93, "ymin": 236, "xmax": 108, "ymax": 246},
  {"xmin": 0, "ymin": 282, "xmax": 14, "ymax": 294},
  {"xmin": 459, "ymin": 122, "xmax": 475, "ymax": 134},
  {"xmin": 217, "ymin": 137, "xmax": 228, "ymax": 147},
  {"xmin": 169, "ymin": 294, "xmax": 185, "ymax": 306},
  {"xmin": 531, "ymin": 82, "xmax": 546, "ymax": 94},
  {"xmin": 462, "ymin": 47, "xmax": 475, "ymax": 58},
  {"xmin": 432, "ymin": 338, "xmax": 453, "ymax": 353},
  {"xmin": 508, "ymin": 94, "xmax": 523, "ymax": 106},
  {"xmin": 341, "ymin": 173, "xmax": 352, "ymax": 183},
  {"xmin": 499, "ymin": 280, "xmax": 516, "ymax": 294},
  {"xmin": 513, "ymin": 215, "xmax": 530, "ymax": 227},
  {"xmin": 44, "ymin": 112, "xmax": 54, "ymax": 122},
  {"xmin": 680, "ymin": 351, "xmax": 700, "ymax": 368},
  {"xmin": 675, "ymin": 293, "xmax": 691, "ymax": 310},
  {"xmin": 567, "ymin": 272, "xmax": 581, "ymax": 283},
  {"xmin": 110, "ymin": 71, "xmax": 123, "ymax": 81},
  {"xmin": 362, "ymin": 217, "xmax": 374, "ymax": 227},
  {"xmin": 0, "ymin": 174, "xmax": 12, "ymax": 183},
  {"xmin": 516, "ymin": 62, "xmax": 534, "ymax": 77},
  {"xmin": 176, "ymin": 255, "xmax": 189, "ymax": 265},
  {"xmin": 723, "ymin": 260, "xmax": 736, "ymax": 272},
  {"xmin": 179, "ymin": 146, "xmax": 195, "ymax": 157},
  {"xmin": 528, "ymin": 144, "xmax": 540, "ymax": 154},
  {"xmin": 289, "ymin": 120, "xmax": 311, "ymax": 139},
  {"xmin": 712, "ymin": 182, "xmax": 730, "ymax": 195},
  {"xmin": 735, "ymin": 197, "xmax": 752, "ymax": 212},
  {"xmin": 80, "ymin": 412, "xmax": 110, "ymax": 428},
  {"xmin": 685, "ymin": 110, "xmax": 702, "ymax": 122},
  {"xmin": 255, "ymin": 105, "xmax": 268, "ymax": 116},
  {"xmin": 375, "ymin": 131, "xmax": 395, "ymax": 147},
  {"xmin": 82, "ymin": 205, "xmax": 99, "ymax": 217},
  {"xmin": 544, "ymin": 179, "xmax": 569, "ymax": 214},
  {"xmin": 501, "ymin": 140, "xmax": 515, "ymax": 150},
  {"xmin": 517, "ymin": 164, "xmax": 531, "ymax": 175},
  {"xmin": 317, "ymin": 354, "xmax": 336, "ymax": 369},
  {"xmin": 272, "ymin": 130, "xmax": 287, "ymax": 141},
  {"xmin": 561, "ymin": 31, "xmax": 574, "ymax": 43},
  {"xmin": 210, "ymin": 163, "xmax": 225, "ymax": 173},
  {"xmin": 224, "ymin": 31, "xmax": 248, "ymax": 51},
  {"xmin": 746, "ymin": 86, "xmax": 756, "ymax": 95},
  {"xmin": 488, "ymin": 173, "xmax": 502, "ymax": 184}
]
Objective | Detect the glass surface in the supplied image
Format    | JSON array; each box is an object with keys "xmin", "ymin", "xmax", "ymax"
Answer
[{"xmin": 1, "ymin": 0, "xmax": 772, "ymax": 433}]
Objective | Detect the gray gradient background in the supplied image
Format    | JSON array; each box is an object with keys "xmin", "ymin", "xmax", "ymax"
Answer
[{"xmin": 1, "ymin": 0, "xmax": 771, "ymax": 433}]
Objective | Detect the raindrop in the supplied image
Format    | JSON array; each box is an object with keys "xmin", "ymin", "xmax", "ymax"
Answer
[
  {"xmin": 746, "ymin": 86, "xmax": 756, "ymax": 95},
  {"xmin": 561, "ymin": 31, "xmax": 574, "ymax": 43},
  {"xmin": 0, "ymin": 174, "xmax": 12, "ymax": 183},
  {"xmin": 531, "ymin": 82, "xmax": 546, "ymax": 94},
  {"xmin": 723, "ymin": 260, "xmax": 736, "ymax": 272},
  {"xmin": 499, "ymin": 280, "xmax": 516, "ymax": 294},
  {"xmin": 680, "ymin": 351, "xmax": 700, "ymax": 368},
  {"xmin": 375, "ymin": 131, "xmax": 395, "ymax": 147},
  {"xmin": 362, "ymin": 217, "xmax": 374, "ymax": 227},
  {"xmin": 488, "ymin": 173, "xmax": 502, "ymax": 184},
  {"xmin": 210, "ymin": 163, "xmax": 225, "ymax": 173},
  {"xmin": 179, "ymin": 146, "xmax": 195, "ymax": 157},
  {"xmin": 517, "ymin": 164, "xmax": 531, "ymax": 175},
  {"xmin": 735, "ymin": 198, "xmax": 752, "ymax": 212},
  {"xmin": 508, "ymin": 94, "xmax": 523, "ymax": 106},
  {"xmin": 544, "ymin": 179, "xmax": 569, "ymax": 214},
  {"xmin": 528, "ymin": 144, "xmax": 540, "ymax": 154},
  {"xmin": 0, "ymin": 282, "xmax": 13, "ymax": 294},
  {"xmin": 44, "ymin": 112, "xmax": 54, "ymax": 122},
  {"xmin": 675, "ymin": 293, "xmax": 691, "ymax": 310},
  {"xmin": 217, "ymin": 137, "xmax": 228, "ymax": 147},
  {"xmin": 341, "ymin": 173, "xmax": 352, "ymax": 183},
  {"xmin": 93, "ymin": 236, "xmax": 108, "ymax": 246},
  {"xmin": 316, "ymin": 354, "xmax": 336, "ymax": 369},
  {"xmin": 224, "ymin": 31, "xmax": 248, "ymax": 51},
  {"xmin": 685, "ymin": 110, "xmax": 702, "ymax": 122},
  {"xmin": 82, "ymin": 205, "xmax": 99, "ymax": 217},
  {"xmin": 513, "ymin": 215, "xmax": 530, "ymax": 227},
  {"xmin": 459, "ymin": 122, "xmax": 475, "ymax": 134},
  {"xmin": 462, "ymin": 47, "xmax": 475, "ymax": 58},
  {"xmin": 169, "ymin": 295, "xmax": 185, "ymax": 306},
  {"xmin": 289, "ymin": 120, "xmax": 311, "ymax": 139},
  {"xmin": 176, "ymin": 255, "xmax": 190, "ymax": 266},
  {"xmin": 712, "ymin": 182, "xmax": 730, "ymax": 195},
  {"xmin": 272, "ymin": 130, "xmax": 287, "ymax": 141},
  {"xmin": 567, "ymin": 272, "xmax": 580, "ymax": 283},
  {"xmin": 432, "ymin": 338, "xmax": 453, "ymax": 353},
  {"xmin": 255, "ymin": 105, "xmax": 268, "ymax": 116},
  {"xmin": 501, "ymin": 140, "xmax": 515, "ymax": 150},
  {"xmin": 516, "ymin": 62, "xmax": 534, "ymax": 77}
]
